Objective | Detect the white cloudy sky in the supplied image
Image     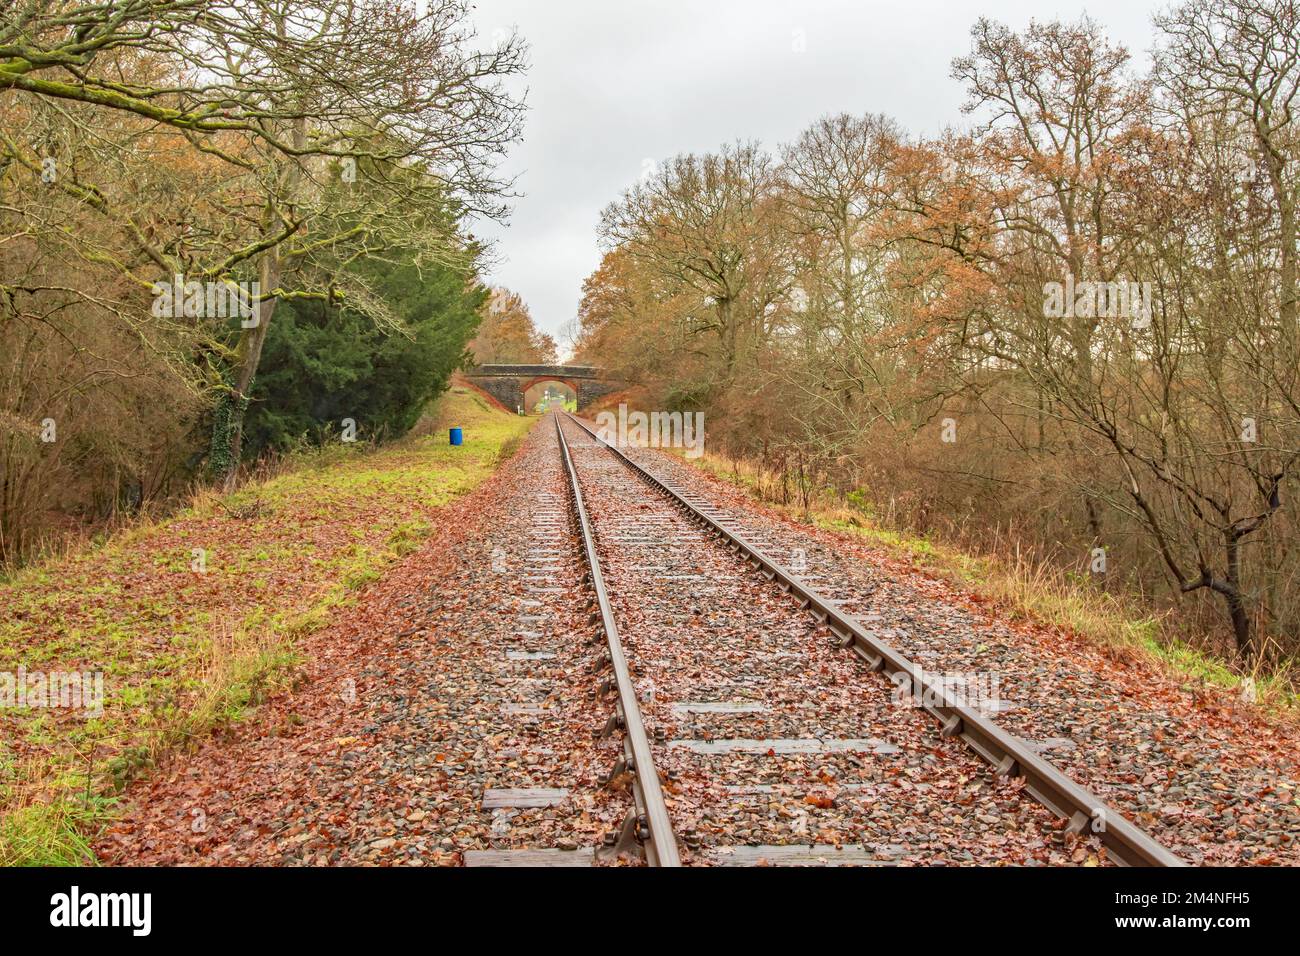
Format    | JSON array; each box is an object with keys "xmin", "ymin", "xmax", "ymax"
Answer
[{"xmin": 465, "ymin": 0, "xmax": 1164, "ymax": 353}]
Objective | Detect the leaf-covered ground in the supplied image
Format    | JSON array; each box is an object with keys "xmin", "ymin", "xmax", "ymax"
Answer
[
  {"xmin": 0, "ymin": 386, "xmax": 530, "ymax": 864},
  {"xmin": 94, "ymin": 413, "xmax": 629, "ymax": 866}
]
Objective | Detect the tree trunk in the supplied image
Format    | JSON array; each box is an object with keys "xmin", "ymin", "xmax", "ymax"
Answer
[
  {"xmin": 718, "ymin": 295, "xmax": 737, "ymax": 377},
  {"xmin": 1222, "ymin": 532, "xmax": 1256, "ymax": 658},
  {"xmin": 1225, "ymin": 589, "xmax": 1254, "ymax": 659},
  {"xmin": 212, "ymin": 250, "xmax": 280, "ymax": 490},
  {"xmin": 212, "ymin": 111, "xmax": 303, "ymax": 490},
  {"xmin": 1264, "ymin": 148, "xmax": 1296, "ymax": 330}
]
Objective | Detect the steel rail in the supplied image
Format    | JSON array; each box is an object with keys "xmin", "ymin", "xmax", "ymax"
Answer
[
  {"xmin": 565, "ymin": 413, "xmax": 1185, "ymax": 868},
  {"xmin": 554, "ymin": 416, "xmax": 681, "ymax": 866}
]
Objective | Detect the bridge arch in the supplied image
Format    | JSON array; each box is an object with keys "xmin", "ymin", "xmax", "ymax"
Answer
[
  {"xmin": 522, "ymin": 378, "xmax": 577, "ymax": 411},
  {"xmin": 520, "ymin": 375, "xmax": 579, "ymax": 396}
]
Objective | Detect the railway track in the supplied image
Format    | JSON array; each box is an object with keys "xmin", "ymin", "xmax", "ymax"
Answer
[
  {"xmin": 551, "ymin": 411, "xmax": 1185, "ymax": 868},
  {"xmin": 556, "ymin": 414, "xmax": 680, "ymax": 866}
]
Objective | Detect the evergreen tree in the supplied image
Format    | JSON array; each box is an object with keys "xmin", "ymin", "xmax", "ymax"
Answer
[{"xmin": 242, "ymin": 251, "xmax": 485, "ymax": 456}]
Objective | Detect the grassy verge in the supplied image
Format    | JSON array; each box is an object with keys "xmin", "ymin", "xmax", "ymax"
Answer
[
  {"xmin": 686, "ymin": 451, "xmax": 1297, "ymax": 715},
  {"xmin": 0, "ymin": 386, "xmax": 531, "ymax": 865}
]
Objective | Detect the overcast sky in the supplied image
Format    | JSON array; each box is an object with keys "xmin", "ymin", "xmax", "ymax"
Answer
[{"xmin": 465, "ymin": 0, "xmax": 1164, "ymax": 354}]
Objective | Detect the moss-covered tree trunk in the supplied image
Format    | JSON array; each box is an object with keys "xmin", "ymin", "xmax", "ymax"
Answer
[{"xmin": 211, "ymin": 250, "xmax": 280, "ymax": 489}]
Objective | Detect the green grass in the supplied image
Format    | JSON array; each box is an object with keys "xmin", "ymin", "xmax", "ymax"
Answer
[{"xmin": 0, "ymin": 386, "xmax": 532, "ymax": 865}]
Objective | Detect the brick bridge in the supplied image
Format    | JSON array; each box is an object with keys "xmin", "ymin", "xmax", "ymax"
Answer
[{"xmin": 464, "ymin": 364, "xmax": 621, "ymax": 412}]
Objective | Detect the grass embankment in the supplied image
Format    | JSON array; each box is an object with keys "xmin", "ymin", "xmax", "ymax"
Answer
[
  {"xmin": 0, "ymin": 386, "xmax": 531, "ymax": 865},
  {"xmin": 686, "ymin": 451, "xmax": 1296, "ymax": 715}
]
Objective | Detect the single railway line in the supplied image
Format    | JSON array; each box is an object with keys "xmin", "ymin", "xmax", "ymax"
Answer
[
  {"xmin": 555, "ymin": 416, "xmax": 681, "ymax": 866},
  {"xmin": 549, "ymin": 411, "xmax": 1185, "ymax": 867}
]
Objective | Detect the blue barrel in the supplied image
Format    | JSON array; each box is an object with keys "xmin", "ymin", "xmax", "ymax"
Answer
[{"xmin": 449, "ymin": 427, "xmax": 463, "ymax": 446}]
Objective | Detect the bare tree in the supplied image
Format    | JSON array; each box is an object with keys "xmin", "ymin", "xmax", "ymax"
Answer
[
  {"xmin": 1156, "ymin": 0, "xmax": 1300, "ymax": 330},
  {"xmin": 599, "ymin": 142, "xmax": 790, "ymax": 383}
]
